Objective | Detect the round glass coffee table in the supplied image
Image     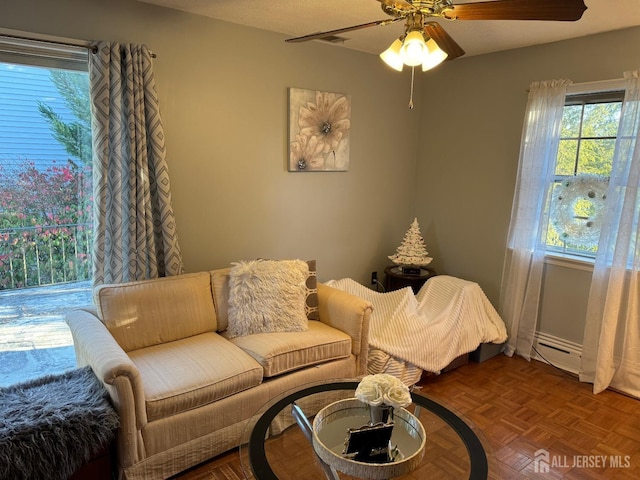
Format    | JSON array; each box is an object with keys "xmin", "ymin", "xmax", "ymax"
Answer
[{"xmin": 239, "ymin": 380, "xmax": 495, "ymax": 479}]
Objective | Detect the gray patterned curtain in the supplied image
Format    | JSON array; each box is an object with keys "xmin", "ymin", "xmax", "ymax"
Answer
[{"xmin": 90, "ymin": 42, "xmax": 183, "ymax": 285}]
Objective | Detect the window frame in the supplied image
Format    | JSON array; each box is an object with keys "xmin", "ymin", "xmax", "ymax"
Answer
[
  {"xmin": 0, "ymin": 28, "xmax": 94, "ymax": 385},
  {"xmin": 0, "ymin": 30, "xmax": 92, "ymax": 289},
  {"xmin": 0, "ymin": 30, "xmax": 88, "ymax": 71},
  {"xmin": 542, "ymin": 79, "xmax": 627, "ymax": 264}
]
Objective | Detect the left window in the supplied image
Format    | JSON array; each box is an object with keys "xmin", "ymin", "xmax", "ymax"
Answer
[
  {"xmin": 0, "ymin": 34, "xmax": 92, "ymax": 386},
  {"xmin": 0, "ymin": 36, "xmax": 92, "ymax": 288}
]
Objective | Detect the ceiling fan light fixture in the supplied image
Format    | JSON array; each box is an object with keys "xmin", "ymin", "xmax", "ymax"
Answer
[
  {"xmin": 400, "ymin": 30, "xmax": 426, "ymax": 67},
  {"xmin": 380, "ymin": 38, "xmax": 404, "ymax": 71},
  {"xmin": 421, "ymin": 38, "xmax": 448, "ymax": 71}
]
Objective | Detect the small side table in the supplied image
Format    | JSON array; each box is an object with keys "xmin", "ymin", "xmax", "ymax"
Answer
[{"xmin": 384, "ymin": 266, "xmax": 436, "ymax": 294}]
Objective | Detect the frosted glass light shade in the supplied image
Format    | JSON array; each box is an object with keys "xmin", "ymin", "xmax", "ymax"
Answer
[
  {"xmin": 380, "ymin": 39, "xmax": 404, "ymax": 71},
  {"xmin": 400, "ymin": 31, "xmax": 426, "ymax": 67},
  {"xmin": 421, "ymin": 39, "xmax": 448, "ymax": 71}
]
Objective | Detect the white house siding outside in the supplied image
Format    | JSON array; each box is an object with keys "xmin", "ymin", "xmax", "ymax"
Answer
[{"xmin": 0, "ymin": 62, "xmax": 78, "ymax": 172}]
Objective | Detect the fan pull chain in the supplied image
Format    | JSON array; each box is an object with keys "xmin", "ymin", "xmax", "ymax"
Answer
[{"xmin": 409, "ymin": 66, "xmax": 415, "ymax": 109}]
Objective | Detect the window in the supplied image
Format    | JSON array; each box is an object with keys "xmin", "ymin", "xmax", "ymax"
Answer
[
  {"xmin": 544, "ymin": 90, "xmax": 624, "ymax": 259},
  {"xmin": 0, "ymin": 36, "xmax": 92, "ymax": 288},
  {"xmin": 0, "ymin": 33, "xmax": 92, "ymax": 386}
]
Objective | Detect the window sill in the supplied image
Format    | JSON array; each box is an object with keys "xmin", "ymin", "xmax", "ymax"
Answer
[{"xmin": 544, "ymin": 252, "xmax": 594, "ymax": 272}]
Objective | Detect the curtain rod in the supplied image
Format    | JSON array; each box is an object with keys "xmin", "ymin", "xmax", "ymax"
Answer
[
  {"xmin": 0, "ymin": 28, "xmax": 156, "ymax": 58},
  {"xmin": 527, "ymin": 77, "xmax": 626, "ymax": 93},
  {"xmin": 567, "ymin": 77, "xmax": 626, "ymax": 94}
]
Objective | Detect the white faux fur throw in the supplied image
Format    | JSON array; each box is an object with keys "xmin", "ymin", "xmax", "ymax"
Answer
[
  {"xmin": 326, "ymin": 276, "xmax": 508, "ymax": 373},
  {"xmin": 227, "ymin": 259, "xmax": 309, "ymax": 338}
]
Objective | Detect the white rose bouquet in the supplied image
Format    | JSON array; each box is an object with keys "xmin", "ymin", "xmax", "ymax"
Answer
[{"xmin": 355, "ymin": 374, "xmax": 412, "ymax": 409}]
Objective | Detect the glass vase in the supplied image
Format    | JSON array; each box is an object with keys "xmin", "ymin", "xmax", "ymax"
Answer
[{"xmin": 369, "ymin": 404, "xmax": 394, "ymax": 425}]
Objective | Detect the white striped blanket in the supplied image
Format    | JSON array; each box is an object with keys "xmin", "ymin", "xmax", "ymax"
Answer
[
  {"xmin": 367, "ymin": 347, "xmax": 423, "ymax": 386},
  {"xmin": 325, "ymin": 276, "xmax": 508, "ymax": 375}
]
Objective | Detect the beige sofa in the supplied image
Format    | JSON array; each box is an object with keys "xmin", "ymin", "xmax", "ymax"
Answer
[{"xmin": 66, "ymin": 269, "xmax": 373, "ymax": 480}]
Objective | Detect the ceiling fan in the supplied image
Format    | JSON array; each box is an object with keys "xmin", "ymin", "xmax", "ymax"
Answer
[{"xmin": 286, "ymin": 0, "xmax": 588, "ymax": 71}]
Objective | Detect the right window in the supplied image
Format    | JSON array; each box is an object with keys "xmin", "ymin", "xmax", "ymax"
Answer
[{"xmin": 544, "ymin": 91, "xmax": 624, "ymax": 258}]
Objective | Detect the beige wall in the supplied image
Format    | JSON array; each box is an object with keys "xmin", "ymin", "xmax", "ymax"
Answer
[
  {"xmin": 414, "ymin": 26, "xmax": 640, "ymax": 340},
  {"xmin": 4, "ymin": 0, "xmax": 640, "ymax": 343},
  {"xmin": 2, "ymin": 0, "xmax": 421, "ymax": 284}
]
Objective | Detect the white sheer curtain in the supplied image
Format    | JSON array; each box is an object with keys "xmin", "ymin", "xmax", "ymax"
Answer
[
  {"xmin": 500, "ymin": 79, "xmax": 572, "ymax": 359},
  {"xmin": 581, "ymin": 70, "xmax": 640, "ymax": 397}
]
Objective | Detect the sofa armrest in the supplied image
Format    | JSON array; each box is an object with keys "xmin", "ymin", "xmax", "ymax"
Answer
[
  {"xmin": 66, "ymin": 308, "xmax": 147, "ymax": 468},
  {"xmin": 317, "ymin": 283, "xmax": 373, "ymax": 376}
]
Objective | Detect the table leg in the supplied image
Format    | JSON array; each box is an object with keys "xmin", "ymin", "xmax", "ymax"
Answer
[{"xmin": 291, "ymin": 402, "xmax": 340, "ymax": 480}]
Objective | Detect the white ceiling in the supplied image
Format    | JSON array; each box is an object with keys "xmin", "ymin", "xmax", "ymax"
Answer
[{"xmin": 136, "ymin": 0, "xmax": 640, "ymax": 58}]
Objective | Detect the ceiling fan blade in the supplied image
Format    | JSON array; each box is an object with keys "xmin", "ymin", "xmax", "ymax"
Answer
[
  {"xmin": 285, "ymin": 17, "xmax": 403, "ymax": 43},
  {"xmin": 424, "ymin": 22, "xmax": 465, "ymax": 60},
  {"xmin": 444, "ymin": 0, "xmax": 587, "ymax": 22}
]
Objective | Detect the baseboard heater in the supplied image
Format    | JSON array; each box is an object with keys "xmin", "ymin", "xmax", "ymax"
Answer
[
  {"xmin": 538, "ymin": 342, "xmax": 570, "ymax": 354},
  {"xmin": 532, "ymin": 332, "xmax": 582, "ymax": 374}
]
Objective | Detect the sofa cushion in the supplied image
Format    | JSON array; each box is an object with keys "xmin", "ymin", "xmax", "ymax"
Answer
[
  {"xmin": 94, "ymin": 272, "xmax": 217, "ymax": 352},
  {"xmin": 227, "ymin": 259, "xmax": 309, "ymax": 338},
  {"xmin": 211, "ymin": 260, "xmax": 318, "ymax": 333},
  {"xmin": 227, "ymin": 321, "xmax": 352, "ymax": 377},
  {"xmin": 129, "ymin": 332, "xmax": 263, "ymax": 422}
]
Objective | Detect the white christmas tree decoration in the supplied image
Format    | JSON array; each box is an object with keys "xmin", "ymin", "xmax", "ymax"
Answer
[{"xmin": 388, "ymin": 218, "xmax": 433, "ymax": 267}]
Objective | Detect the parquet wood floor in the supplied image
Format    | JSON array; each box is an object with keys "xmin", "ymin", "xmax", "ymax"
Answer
[{"xmin": 177, "ymin": 355, "xmax": 640, "ymax": 479}]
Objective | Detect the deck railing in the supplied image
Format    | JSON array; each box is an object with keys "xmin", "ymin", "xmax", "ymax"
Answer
[{"xmin": 0, "ymin": 222, "xmax": 92, "ymax": 289}]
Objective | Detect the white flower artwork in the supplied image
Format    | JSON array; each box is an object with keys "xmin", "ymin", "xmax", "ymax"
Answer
[{"xmin": 288, "ymin": 87, "xmax": 351, "ymax": 172}]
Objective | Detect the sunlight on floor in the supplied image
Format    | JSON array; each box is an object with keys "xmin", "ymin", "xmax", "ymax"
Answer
[{"xmin": 0, "ymin": 281, "xmax": 92, "ymax": 387}]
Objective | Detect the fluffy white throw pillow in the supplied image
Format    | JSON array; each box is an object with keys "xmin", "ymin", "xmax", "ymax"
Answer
[{"xmin": 227, "ymin": 259, "xmax": 309, "ymax": 338}]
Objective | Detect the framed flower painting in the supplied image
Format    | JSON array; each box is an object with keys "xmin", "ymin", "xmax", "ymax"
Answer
[{"xmin": 288, "ymin": 87, "xmax": 351, "ymax": 172}]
